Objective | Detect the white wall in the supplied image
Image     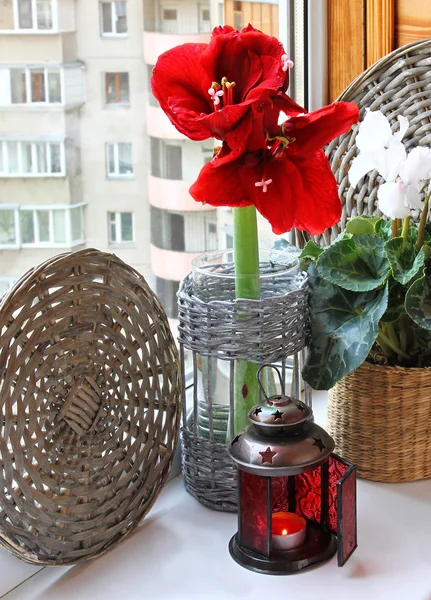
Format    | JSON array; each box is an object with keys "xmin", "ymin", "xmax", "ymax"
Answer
[
  {"xmin": 63, "ymin": 66, "xmax": 85, "ymax": 106},
  {"xmin": 57, "ymin": 0, "xmax": 76, "ymax": 32}
]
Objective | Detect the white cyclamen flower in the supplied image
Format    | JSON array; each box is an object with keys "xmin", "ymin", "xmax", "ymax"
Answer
[
  {"xmin": 349, "ymin": 109, "xmax": 408, "ymax": 187},
  {"xmin": 377, "ymin": 147, "xmax": 431, "ymax": 219}
]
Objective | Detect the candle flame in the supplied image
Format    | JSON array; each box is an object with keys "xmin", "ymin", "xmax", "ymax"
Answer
[{"xmin": 282, "ymin": 529, "xmax": 288, "ymax": 536}]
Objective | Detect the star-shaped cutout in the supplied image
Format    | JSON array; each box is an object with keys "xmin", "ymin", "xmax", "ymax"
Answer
[
  {"xmin": 253, "ymin": 407, "xmax": 262, "ymax": 416},
  {"xmin": 296, "ymin": 403, "xmax": 306, "ymax": 412},
  {"xmin": 259, "ymin": 447, "xmax": 277, "ymax": 464},
  {"xmin": 231, "ymin": 435, "xmax": 241, "ymax": 446},
  {"xmin": 313, "ymin": 437, "xmax": 326, "ymax": 452},
  {"xmin": 272, "ymin": 410, "xmax": 283, "ymax": 420}
]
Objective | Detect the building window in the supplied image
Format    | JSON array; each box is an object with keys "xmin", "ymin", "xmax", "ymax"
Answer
[
  {"xmin": 200, "ymin": 6, "xmax": 211, "ymax": 33},
  {"xmin": 106, "ymin": 142, "xmax": 133, "ymax": 177},
  {"xmin": 0, "ymin": 209, "xmax": 18, "ymax": 246},
  {"xmin": 150, "ymin": 207, "xmax": 217, "ymax": 252},
  {"xmin": 16, "ymin": 0, "xmax": 53, "ymax": 30},
  {"xmin": 0, "ymin": 205, "xmax": 85, "ymax": 248},
  {"xmin": 147, "ymin": 65, "xmax": 158, "ymax": 107},
  {"xmin": 100, "ymin": 1, "xmax": 127, "ymax": 36},
  {"xmin": 10, "ymin": 68, "xmax": 62, "ymax": 104},
  {"xmin": 150, "ymin": 138, "xmax": 182, "ymax": 180},
  {"xmin": 105, "ymin": 72, "xmax": 129, "ymax": 104},
  {"xmin": 155, "ymin": 276, "xmax": 179, "ymax": 319},
  {"xmin": 108, "ymin": 211, "xmax": 134, "ymax": 244},
  {"xmin": 0, "ymin": 141, "xmax": 64, "ymax": 176},
  {"xmin": 163, "ymin": 9, "xmax": 177, "ymax": 21}
]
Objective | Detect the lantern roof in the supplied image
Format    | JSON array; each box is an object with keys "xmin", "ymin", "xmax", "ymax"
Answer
[{"xmin": 228, "ymin": 395, "xmax": 335, "ymax": 476}]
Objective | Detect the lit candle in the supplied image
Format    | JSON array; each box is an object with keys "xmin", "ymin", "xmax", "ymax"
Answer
[{"xmin": 271, "ymin": 512, "xmax": 307, "ymax": 551}]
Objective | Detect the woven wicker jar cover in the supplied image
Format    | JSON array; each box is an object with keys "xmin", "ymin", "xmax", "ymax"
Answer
[
  {"xmin": 0, "ymin": 249, "xmax": 181, "ymax": 565},
  {"xmin": 327, "ymin": 362, "xmax": 431, "ymax": 483}
]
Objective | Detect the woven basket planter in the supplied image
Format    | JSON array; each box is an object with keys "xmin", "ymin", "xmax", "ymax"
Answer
[
  {"xmin": 177, "ymin": 254, "xmax": 310, "ymax": 512},
  {"xmin": 327, "ymin": 361, "xmax": 431, "ymax": 483},
  {"xmin": 0, "ymin": 249, "xmax": 181, "ymax": 565}
]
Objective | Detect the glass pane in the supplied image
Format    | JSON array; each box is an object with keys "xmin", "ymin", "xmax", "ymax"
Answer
[
  {"xmin": 47, "ymin": 71, "xmax": 61, "ymax": 103},
  {"xmin": 20, "ymin": 211, "xmax": 35, "ymax": 243},
  {"xmin": 120, "ymin": 212, "xmax": 133, "ymax": 241},
  {"xmin": 118, "ymin": 143, "xmax": 132, "ymax": 174},
  {"xmin": 37, "ymin": 210, "xmax": 50, "ymax": 242},
  {"xmin": 22, "ymin": 143, "xmax": 33, "ymax": 173},
  {"xmin": 115, "ymin": 1, "xmax": 127, "ymax": 33},
  {"xmin": 53, "ymin": 210, "xmax": 66, "ymax": 243},
  {"xmin": 101, "ymin": 2, "xmax": 112, "ymax": 33},
  {"xmin": 70, "ymin": 207, "xmax": 82, "ymax": 241},
  {"xmin": 336, "ymin": 462, "xmax": 357, "ymax": 566},
  {"xmin": 0, "ymin": 145, "xmax": 3, "ymax": 173},
  {"xmin": 18, "ymin": 0, "xmax": 33, "ymax": 28},
  {"xmin": 105, "ymin": 73, "xmax": 117, "ymax": 103},
  {"xmin": 36, "ymin": 0, "xmax": 53, "ymax": 29},
  {"xmin": 107, "ymin": 144, "xmax": 115, "ymax": 174},
  {"xmin": 10, "ymin": 70, "xmax": 27, "ymax": 103},
  {"xmin": 294, "ymin": 466, "xmax": 322, "ymax": 527},
  {"xmin": 239, "ymin": 471, "xmax": 270, "ymax": 556},
  {"xmin": 108, "ymin": 213, "xmax": 116, "ymax": 242},
  {"xmin": 50, "ymin": 144, "xmax": 61, "ymax": 173},
  {"xmin": 36, "ymin": 143, "xmax": 47, "ymax": 173},
  {"xmin": 119, "ymin": 73, "xmax": 129, "ymax": 102},
  {"xmin": 7, "ymin": 142, "xmax": 19, "ymax": 174},
  {"xmin": 0, "ymin": 210, "xmax": 16, "ymax": 245},
  {"xmin": 31, "ymin": 71, "xmax": 46, "ymax": 102}
]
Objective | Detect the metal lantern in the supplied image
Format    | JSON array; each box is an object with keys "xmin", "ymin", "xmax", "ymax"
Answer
[{"xmin": 228, "ymin": 366, "xmax": 357, "ymax": 575}]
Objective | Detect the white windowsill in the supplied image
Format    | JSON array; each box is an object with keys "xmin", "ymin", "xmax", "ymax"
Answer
[
  {"xmin": 107, "ymin": 174, "xmax": 134, "ymax": 180},
  {"xmin": 101, "ymin": 33, "xmax": 128, "ymax": 39},
  {"xmin": 0, "ymin": 173, "xmax": 65, "ymax": 179},
  {"xmin": 108, "ymin": 242, "xmax": 135, "ymax": 249},
  {"xmin": 0, "ymin": 391, "xmax": 430, "ymax": 599}
]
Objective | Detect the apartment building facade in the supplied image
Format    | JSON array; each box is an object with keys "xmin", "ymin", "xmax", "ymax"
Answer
[{"xmin": 0, "ymin": 0, "xmax": 279, "ymax": 326}]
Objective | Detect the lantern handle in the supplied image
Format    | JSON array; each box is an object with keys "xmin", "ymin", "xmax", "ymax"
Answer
[{"xmin": 256, "ymin": 363, "xmax": 285, "ymax": 400}]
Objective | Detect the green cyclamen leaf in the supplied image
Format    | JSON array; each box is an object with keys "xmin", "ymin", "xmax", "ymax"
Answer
[
  {"xmin": 316, "ymin": 234, "xmax": 390, "ymax": 291},
  {"xmin": 380, "ymin": 278, "xmax": 406, "ymax": 323},
  {"xmin": 345, "ymin": 216, "xmax": 375, "ymax": 236},
  {"xmin": 385, "ymin": 238, "xmax": 425, "ymax": 285},
  {"xmin": 299, "ymin": 240, "xmax": 324, "ymax": 270},
  {"xmin": 302, "ymin": 265, "xmax": 389, "ymax": 390},
  {"xmin": 272, "ymin": 238, "xmax": 301, "ymax": 257},
  {"xmin": 405, "ymin": 264, "xmax": 431, "ymax": 331}
]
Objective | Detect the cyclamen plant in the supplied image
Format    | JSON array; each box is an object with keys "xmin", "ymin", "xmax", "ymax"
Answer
[
  {"xmin": 151, "ymin": 24, "xmax": 359, "ymax": 432},
  {"xmin": 301, "ymin": 110, "xmax": 431, "ymax": 390}
]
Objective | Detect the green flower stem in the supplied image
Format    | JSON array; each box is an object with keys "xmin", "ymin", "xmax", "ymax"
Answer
[
  {"xmin": 377, "ymin": 327, "xmax": 410, "ymax": 360},
  {"xmin": 402, "ymin": 216, "xmax": 410, "ymax": 250},
  {"xmin": 232, "ymin": 205, "xmax": 260, "ymax": 437},
  {"xmin": 416, "ymin": 190, "xmax": 430, "ymax": 251}
]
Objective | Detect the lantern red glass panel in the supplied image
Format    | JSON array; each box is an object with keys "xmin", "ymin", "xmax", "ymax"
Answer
[{"xmin": 228, "ymin": 367, "xmax": 357, "ymax": 575}]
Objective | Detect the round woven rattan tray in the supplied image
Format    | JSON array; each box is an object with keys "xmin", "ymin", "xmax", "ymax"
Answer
[
  {"xmin": 321, "ymin": 37, "xmax": 431, "ymax": 245},
  {"xmin": 0, "ymin": 249, "xmax": 181, "ymax": 565}
]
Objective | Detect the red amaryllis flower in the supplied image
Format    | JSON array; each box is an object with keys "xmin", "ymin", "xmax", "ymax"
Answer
[
  {"xmin": 189, "ymin": 101, "xmax": 360, "ymax": 235},
  {"xmin": 151, "ymin": 24, "xmax": 301, "ymax": 152}
]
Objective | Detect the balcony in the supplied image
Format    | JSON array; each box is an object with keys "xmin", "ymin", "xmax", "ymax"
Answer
[
  {"xmin": 0, "ymin": 64, "xmax": 85, "ymax": 112},
  {"xmin": 0, "ymin": 0, "xmax": 75, "ymax": 35},
  {"xmin": 148, "ymin": 175, "xmax": 215, "ymax": 212},
  {"xmin": 150, "ymin": 246, "xmax": 201, "ymax": 281},
  {"xmin": 146, "ymin": 104, "xmax": 186, "ymax": 141},
  {"xmin": 143, "ymin": 31, "xmax": 210, "ymax": 66}
]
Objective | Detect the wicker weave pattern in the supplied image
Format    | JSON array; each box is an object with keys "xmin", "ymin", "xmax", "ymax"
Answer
[
  {"xmin": 0, "ymin": 249, "xmax": 181, "ymax": 565},
  {"xmin": 327, "ymin": 362, "xmax": 431, "ymax": 483},
  {"xmin": 322, "ymin": 38, "xmax": 431, "ymax": 245},
  {"xmin": 178, "ymin": 273, "xmax": 309, "ymax": 362}
]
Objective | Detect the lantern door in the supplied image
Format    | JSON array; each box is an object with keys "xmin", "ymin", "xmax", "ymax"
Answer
[{"xmin": 336, "ymin": 460, "xmax": 357, "ymax": 566}]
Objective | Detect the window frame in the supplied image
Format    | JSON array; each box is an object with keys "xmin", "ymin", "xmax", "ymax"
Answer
[
  {"xmin": 0, "ymin": 204, "xmax": 85, "ymax": 250},
  {"xmin": 10, "ymin": 67, "xmax": 63, "ymax": 105},
  {"xmin": 13, "ymin": 0, "xmax": 57, "ymax": 32},
  {"xmin": 0, "ymin": 140, "xmax": 65, "ymax": 177},
  {"xmin": 104, "ymin": 72, "xmax": 130, "ymax": 106},
  {"xmin": 105, "ymin": 142, "xmax": 134, "ymax": 179},
  {"xmin": 108, "ymin": 211, "xmax": 135, "ymax": 245},
  {"xmin": 100, "ymin": 1, "xmax": 128, "ymax": 38}
]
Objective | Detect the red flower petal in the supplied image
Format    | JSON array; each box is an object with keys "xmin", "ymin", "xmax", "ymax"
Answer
[
  {"xmin": 291, "ymin": 150, "xmax": 341, "ymax": 235},
  {"xmin": 151, "ymin": 43, "xmax": 213, "ymax": 140},
  {"xmin": 282, "ymin": 102, "xmax": 360, "ymax": 155}
]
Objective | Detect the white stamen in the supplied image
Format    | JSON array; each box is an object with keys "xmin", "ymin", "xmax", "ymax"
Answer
[
  {"xmin": 255, "ymin": 178, "xmax": 273, "ymax": 193},
  {"xmin": 208, "ymin": 88, "xmax": 224, "ymax": 105},
  {"xmin": 281, "ymin": 54, "xmax": 294, "ymax": 72}
]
